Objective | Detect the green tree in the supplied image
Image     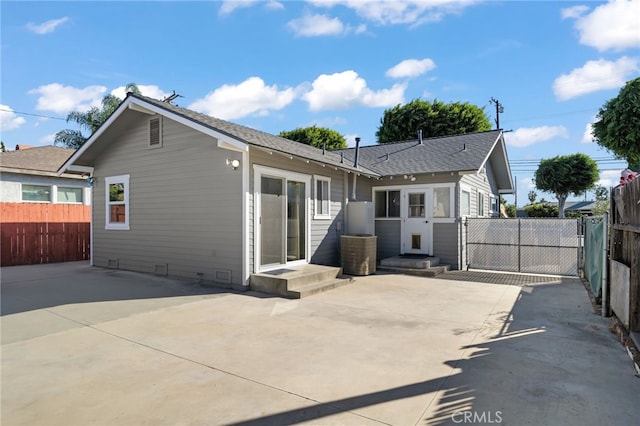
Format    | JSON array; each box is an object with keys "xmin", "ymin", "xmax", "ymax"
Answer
[
  {"xmin": 500, "ymin": 198, "xmax": 516, "ymax": 218},
  {"xmin": 54, "ymin": 83, "xmax": 141, "ymax": 149},
  {"xmin": 279, "ymin": 126, "xmax": 347, "ymax": 150},
  {"xmin": 591, "ymin": 185, "xmax": 610, "ymax": 216},
  {"xmin": 592, "ymin": 77, "xmax": 640, "ymax": 170},
  {"xmin": 534, "ymin": 153, "xmax": 599, "ymax": 218},
  {"xmin": 375, "ymin": 99, "xmax": 492, "ymax": 144},
  {"xmin": 527, "ymin": 190, "xmax": 537, "ymax": 205},
  {"xmin": 524, "ymin": 203, "xmax": 558, "ymax": 218}
]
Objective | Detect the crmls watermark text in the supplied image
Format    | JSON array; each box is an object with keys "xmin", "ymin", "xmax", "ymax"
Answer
[{"xmin": 451, "ymin": 410, "xmax": 503, "ymax": 424}]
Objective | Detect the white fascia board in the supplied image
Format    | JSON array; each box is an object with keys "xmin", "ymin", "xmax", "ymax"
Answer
[
  {"xmin": 123, "ymin": 99, "xmax": 248, "ymax": 152},
  {"xmin": 57, "ymin": 97, "xmax": 136, "ymax": 176},
  {"xmin": 128, "ymin": 103, "xmax": 156, "ymax": 115},
  {"xmin": 66, "ymin": 165, "xmax": 94, "ymax": 174},
  {"xmin": 218, "ymin": 138, "xmax": 248, "ymax": 152}
]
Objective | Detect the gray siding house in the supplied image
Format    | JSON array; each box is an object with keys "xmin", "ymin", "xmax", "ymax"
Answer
[{"xmin": 59, "ymin": 93, "xmax": 513, "ymax": 289}]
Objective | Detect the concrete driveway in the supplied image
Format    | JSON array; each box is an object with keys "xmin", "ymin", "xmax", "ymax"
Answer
[{"xmin": 2, "ymin": 262, "xmax": 639, "ymax": 425}]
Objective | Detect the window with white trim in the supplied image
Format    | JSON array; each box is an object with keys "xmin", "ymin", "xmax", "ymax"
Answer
[
  {"xmin": 491, "ymin": 196, "xmax": 498, "ymax": 217},
  {"xmin": 57, "ymin": 187, "xmax": 83, "ymax": 203},
  {"xmin": 314, "ymin": 176, "xmax": 331, "ymax": 218},
  {"xmin": 478, "ymin": 191, "xmax": 486, "ymax": 217},
  {"xmin": 374, "ymin": 190, "xmax": 400, "ymax": 218},
  {"xmin": 22, "ymin": 184, "xmax": 51, "ymax": 202},
  {"xmin": 105, "ymin": 175, "xmax": 130, "ymax": 230},
  {"xmin": 461, "ymin": 190, "xmax": 471, "ymax": 217},
  {"xmin": 433, "ymin": 186, "xmax": 451, "ymax": 218}
]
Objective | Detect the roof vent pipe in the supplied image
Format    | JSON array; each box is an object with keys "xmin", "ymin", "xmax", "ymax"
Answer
[
  {"xmin": 354, "ymin": 137, "xmax": 361, "ymax": 168},
  {"xmin": 322, "ymin": 142, "xmax": 326, "ymax": 155},
  {"xmin": 418, "ymin": 129, "xmax": 423, "ymax": 144},
  {"xmin": 340, "ymin": 152, "xmax": 344, "ymax": 164}
]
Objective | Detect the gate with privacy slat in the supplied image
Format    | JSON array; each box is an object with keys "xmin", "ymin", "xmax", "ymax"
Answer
[{"xmin": 465, "ymin": 218, "xmax": 581, "ymax": 276}]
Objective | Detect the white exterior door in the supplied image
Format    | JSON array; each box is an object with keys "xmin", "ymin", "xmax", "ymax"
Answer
[{"xmin": 401, "ymin": 188, "xmax": 432, "ymax": 255}]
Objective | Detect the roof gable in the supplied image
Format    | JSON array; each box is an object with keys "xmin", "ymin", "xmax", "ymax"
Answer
[{"xmin": 60, "ymin": 94, "xmax": 378, "ymax": 177}]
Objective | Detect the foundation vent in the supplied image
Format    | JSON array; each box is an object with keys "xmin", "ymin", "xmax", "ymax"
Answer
[
  {"xmin": 107, "ymin": 258, "xmax": 119, "ymax": 269},
  {"xmin": 215, "ymin": 269, "xmax": 232, "ymax": 284}
]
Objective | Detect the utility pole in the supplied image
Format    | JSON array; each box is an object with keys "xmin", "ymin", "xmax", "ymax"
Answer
[{"xmin": 489, "ymin": 97, "xmax": 504, "ymax": 129}]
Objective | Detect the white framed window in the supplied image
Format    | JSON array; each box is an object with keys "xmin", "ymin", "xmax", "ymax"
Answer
[
  {"xmin": 374, "ymin": 190, "xmax": 401, "ymax": 218},
  {"xmin": 314, "ymin": 175, "xmax": 331, "ymax": 219},
  {"xmin": 57, "ymin": 187, "xmax": 83, "ymax": 203},
  {"xmin": 478, "ymin": 191, "xmax": 486, "ymax": 217},
  {"xmin": 461, "ymin": 189, "xmax": 471, "ymax": 217},
  {"xmin": 21, "ymin": 184, "xmax": 51, "ymax": 202},
  {"xmin": 149, "ymin": 116, "xmax": 162, "ymax": 148},
  {"xmin": 433, "ymin": 186, "xmax": 452, "ymax": 218},
  {"xmin": 491, "ymin": 196, "xmax": 499, "ymax": 217},
  {"xmin": 105, "ymin": 175, "xmax": 130, "ymax": 230}
]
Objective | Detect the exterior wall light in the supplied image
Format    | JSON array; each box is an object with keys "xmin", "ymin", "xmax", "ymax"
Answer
[{"xmin": 226, "ymin": 158, "xmax": 240, "ymax": 170}]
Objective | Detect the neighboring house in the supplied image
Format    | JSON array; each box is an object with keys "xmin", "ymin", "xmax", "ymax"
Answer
[
  {"xmin": 1, "ymin": 145, "xmax": 91, "ymax": 266},
  {"xmin": 59, "ymin": 93, "xmax": 513, "ymax": 289},
  {"xmin": 564, "ymin": 201, "xmax": 597, "ymax": 216},
  {"xmin": 0, "ymin": 145, "xmax": 90, "ymax": 205}
]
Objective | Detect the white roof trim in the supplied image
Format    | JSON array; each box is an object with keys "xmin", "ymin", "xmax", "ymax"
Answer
[{"xmin": 58, "ymin": 96, "xmax": 250, "ymax": 175}]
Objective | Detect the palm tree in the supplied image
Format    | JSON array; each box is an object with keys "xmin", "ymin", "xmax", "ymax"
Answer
[{"xmin": 54, "ymin": 83, "xmax": 140, "ymax": 149}]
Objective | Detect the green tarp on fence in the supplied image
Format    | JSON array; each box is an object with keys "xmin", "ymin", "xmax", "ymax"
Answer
[{"xmin": 583, "ymin": 218, "xmax": 604, "ymax": 298}]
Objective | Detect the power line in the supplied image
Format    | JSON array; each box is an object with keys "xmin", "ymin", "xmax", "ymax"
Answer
[{"xmin": 0, "ymin": 108, "xmax": 66, "ymax": 121}]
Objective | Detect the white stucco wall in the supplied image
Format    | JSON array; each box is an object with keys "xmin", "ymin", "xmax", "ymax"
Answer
[{"xmin": 0, "ymin": 172, "xmax": 91, "ymax": 204}]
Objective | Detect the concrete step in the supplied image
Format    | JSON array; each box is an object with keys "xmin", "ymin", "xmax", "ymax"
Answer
[
  {"xmin": 287, "ymin": 276, "xmax": 354, "ymax": 299},
  {"xmin": 250, "ymin": 264, "xmax": 343, "ymax": 298},
  {"xmin": 377, "ymin": 264, "xmax": 450, "ymax": 277},
  {"xmin": 379, "ymin": 256, "xmax": 440, "ymax": 269}
]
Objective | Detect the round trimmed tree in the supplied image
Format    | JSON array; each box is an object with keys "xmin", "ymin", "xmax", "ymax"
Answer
[{"xmin": 534, "ymin": 153, "xmax": 599, "ymax": 218}]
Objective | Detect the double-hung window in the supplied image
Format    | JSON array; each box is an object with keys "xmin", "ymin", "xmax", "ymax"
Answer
[
  {"xmin": 314, "ymin": 176, "xmax": 331, "ymax": 219},
  {"xmin": 105, "ymin": 175, "xmax": 130, "ymax": 230}
]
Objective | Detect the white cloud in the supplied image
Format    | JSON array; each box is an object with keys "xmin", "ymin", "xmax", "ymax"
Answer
[
  {"xmin": 188, "ymin": 77, "xmax": 295, "ymax": 120},
  {"xmin": 553, "ymin": 56, "xmax": 639, "ymax": 100},
  {"xmin": 0, "ymin": 105, "xmax": 27, "ymax": 131},
  {"xmin": 582, "ymin": 120, "xmax": 595, "ymax": 143},
  {"xmin": 308, "ymin": 0, "xmax": 478, "ymax": 26},
  {"xmin": 219, "ymin": 0, "xmax": 283, "ymax": 15},
  {"xmin": 26, "ymin": 17, "xmax": 69, "ymax": 35},
  {"xmin": 288, "ymin": 14, "xmax": 345, "ymax": 37},
  {"xmin": 302, "ymin": 70, "xmax": 406, "ymax": 111},
  {"xmin": 386, "ymin": 58, "xmax": 436, "ymax": 78},
  {"xmin": 561, "ymin": 5, "xmax": 589, "ymax": 19},
  {"xmin": 40, "ymin": 133, "xmax": 56, "ymax": 144},
  {"xmin": 505, "ymin": 126, "xmax": 569, "ymax": 148},
  {"xmin": 111, "ymin": 84, "xmax": 170, "ymax": 101},
  {"xmin": 598, "ymin": 169, "xmax": 625, "ymax": 188},
  {"xmin": 28, "ymin": 83, "xmax": 106, "ymax": 114},
  {"xmin": 570, "ymin": 0, "xmax": 640, "ymax": 51}
]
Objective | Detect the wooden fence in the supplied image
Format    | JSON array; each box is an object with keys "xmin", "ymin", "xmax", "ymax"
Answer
[
  {"xmin": 610, "ymin": 178, "xmax": 640, "ymax": 332},
  {"xmin": 1, "ymin": 203, "xmax": 90, "ymax": 266}
]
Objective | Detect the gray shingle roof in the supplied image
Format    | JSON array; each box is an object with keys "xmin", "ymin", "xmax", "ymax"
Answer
[
  {"xmin": 335, "ymin": 131, "xmax": 502, "ymax": 175},
  {"xmin": 131, "ymin": 94, "xmax": 379, "ymax": 176},
  {"xmin": 1, "ymin": 146, "xmax": 75, "ymax": 174}
]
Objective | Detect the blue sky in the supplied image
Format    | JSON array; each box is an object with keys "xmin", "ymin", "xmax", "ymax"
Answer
[{"xmin": 2, "ymin": 0, "xmax": 639, "ymax": 206}]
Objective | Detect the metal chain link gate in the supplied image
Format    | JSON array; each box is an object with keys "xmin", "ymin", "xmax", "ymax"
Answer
[{"xmin": 465, "ymin": 218, "xmax": 581, "ymax": 276}]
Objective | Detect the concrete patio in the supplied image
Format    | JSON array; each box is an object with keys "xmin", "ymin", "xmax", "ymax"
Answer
[{"xmin": 1, "ymin": 261, "xmax": 639, "ymax": 425}]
